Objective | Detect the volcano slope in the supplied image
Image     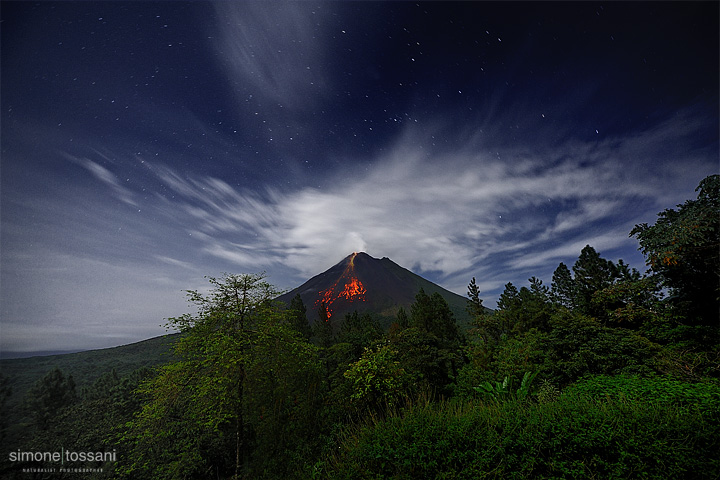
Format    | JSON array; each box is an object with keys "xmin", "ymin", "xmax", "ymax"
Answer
[{"xmin": 276, "ymin": 252, "xmax": 472, "ymax": 329}]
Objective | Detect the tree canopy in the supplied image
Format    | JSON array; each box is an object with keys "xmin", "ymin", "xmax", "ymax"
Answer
[{"xmin": 631, "ymin": 174, "xmax": 719, "ymax": 325}]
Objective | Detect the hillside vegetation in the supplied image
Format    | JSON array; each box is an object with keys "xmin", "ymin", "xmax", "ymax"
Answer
[{"xmin": 1, "ymin": 175, "xmax": 718, "ymax": 479}]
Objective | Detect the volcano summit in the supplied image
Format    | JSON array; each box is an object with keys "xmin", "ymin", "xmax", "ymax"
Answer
[{"xmin": 277, "ymin": 252, "xmax": 470, "ymax": 326}]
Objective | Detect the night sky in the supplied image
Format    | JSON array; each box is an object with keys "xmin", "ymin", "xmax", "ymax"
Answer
[{"xmin": 1, "ymin": 1, "xmax": 717, "ymax": 354}]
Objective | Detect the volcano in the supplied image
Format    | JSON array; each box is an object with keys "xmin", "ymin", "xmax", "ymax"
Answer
[{"xmin": 276, "ymin": 252, "xmax": 471, "ymax": 327}]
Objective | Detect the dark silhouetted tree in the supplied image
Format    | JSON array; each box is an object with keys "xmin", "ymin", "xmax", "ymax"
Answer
[
  {"xmin": 289, "ymin": 293, "xmax": 312, "ymax": 340},
  {"xmin": 467, "ymin": 277, "xmax": 484, "ymax": 317},
  {"xmin": 572, "ymin": 245, "xmax": 618, "ymax": 317},
  {"xmin": 124, "ymin": 273, "xmax": 323, "ymax": 479},
  {"xmin": 313, "ymin": 301, "xmax": 334, "ymax": 348},
  {"xmin": 396, "ymin": 306, "xmax": 409, "ymax": 329},
  {"xmin": 551, "ymin": 262, "xmax": 575, "ymax": 309},
  {"xmin": 24, "ymin": 368, "xmax": 76, "ymax": 431},
  {"xmin": 631, "ymin": 174, "xmax": 720, "ymax": 325},
  {"xmin": 410, "ymin": 289, "xmax": 461, "ymax": 345}
]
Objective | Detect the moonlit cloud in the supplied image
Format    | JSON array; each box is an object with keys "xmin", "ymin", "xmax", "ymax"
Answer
[
  {"xmin": 64, "ymin": 153, "xmax": 138, "ymax": 207},
  {"xmin": 130, "ymin": 111, "xmax": 714, "ymax": 300},
  {"xmin": 212, "ymin": 1, "xmax": 329, "ymax": 110}
]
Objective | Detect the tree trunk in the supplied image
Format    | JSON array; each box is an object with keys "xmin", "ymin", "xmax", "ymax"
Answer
[{"xmin": 235, "ymin": 413, "xmax": 240, "ymax": 480}]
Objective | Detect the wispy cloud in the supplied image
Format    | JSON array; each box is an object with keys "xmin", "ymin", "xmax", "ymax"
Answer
[
  {"xmin": 63, "ymin": 152, "xmax": 138, "ymax": 207},
  {"xmin": 134, "ymin": 109, "xmax": 714, "ymax": 301},
  {"xmin": 212, "ymin": 1, "xmax": 330, "ymax": 110}
]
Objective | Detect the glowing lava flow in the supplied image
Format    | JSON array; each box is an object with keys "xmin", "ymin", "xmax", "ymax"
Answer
[{"xmin": 316, "ymin": 253, "xmax": 367, "ymax": 319}]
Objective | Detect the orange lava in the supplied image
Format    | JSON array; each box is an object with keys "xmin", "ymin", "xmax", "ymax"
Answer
[{"xmin": 316, "ymin": 253, "xmax": 366, "ymax": 319}]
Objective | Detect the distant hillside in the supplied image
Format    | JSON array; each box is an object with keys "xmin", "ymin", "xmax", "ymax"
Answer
[
  {"xmin": 0, "ymin": 334, "xmax": 179, "ymax": 414},
  {"xmin": 276, "ymin": 252, "xmax": 473, "ymax": 329}
]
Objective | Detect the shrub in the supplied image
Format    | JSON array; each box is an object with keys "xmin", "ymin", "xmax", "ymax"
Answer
[
  {"xmin": 564, "ymin": 374, "xmax": 720, "ymax": 415},
  {"xmin": 324, "ymin": 376, "xmax": 720, "ymax": 479}
]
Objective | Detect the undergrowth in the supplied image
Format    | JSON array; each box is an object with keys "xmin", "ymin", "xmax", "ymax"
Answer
[{"xmin": 323, "ymin": 375, "xmax": 720, "ymax": 479}]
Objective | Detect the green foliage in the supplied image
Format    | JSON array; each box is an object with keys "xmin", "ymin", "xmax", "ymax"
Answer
[
  {"xmin": 457, "ymin": 329, "xmax": 547, "ymax": 398},
  {"xmin": 342, "ymin": 343, "xmax": 417, "ymax": 414},
  {"xmin": 324, "ymin": 376, "xmax": 720, "ymax": 479},
  {"xmin": 470, "ymin": 282, "xmax": 518, "ymax": 344},
  {"xmin": 474, "ymin": 371, "xmax": 538, "ymax": 403},
  {"xmin": 591, "ymin": 274, "xmax": 664, "ymax": 327},
  {"xmin": 391, "ymin": 327, "xmax": 463, "ymax": 396},
  {"xmin": 565, "ymin": 374, "xmax": 720, "ymax": 414},
  {"xmin": 631, "ymin": 174, "xmax": 720, "ymax": 325},
  {"xmin": 410, "ymin": 288, "xmax": 461, "ymax": 346},
  {"xmin": 535, "ymin": 379, "xmax": 560, "ymax": 404},
  {"xmin": 469, "ymin": 309, "xmax": 511, "ymax": 345},
  {"xmin": 23, "ymin": 367, "xmax": 77, "ymax": 431},
  {"xmin": 498, "ymin": 333, "xmax": 546, "ymax": 380},
  {"xmin": 466, "ymin": 276, "xmax": 484, "ymax": 317},
  {"xmin": 542, "ymin": 310, "xmax": 662, "ymax": 386},
  {"xmin": 493, "ymin": 279, "xmax": 553, "ymax": 335},
  {"xmin": 396, "ymin": 306, "xmax": 409, "ymax": 329},
  {"xmin": 337, "ymin": 311, "xmax": 383, "ymax": 358},
  {"xmin": 289, "ymin": 293, "xmax": 312, "ymax": 340},
  {"xmin": 244, "ymin": 323, "xmax": 325, "ymax": 479},
  {"xmin": 313, "ymin": 301, "xmax": 334, "ymax": 348},
  {"xmin": 550, "ymin": 262, "xmax": 574, "ymax": 309},
  {"xmin": 573, "ymin": 245, "xmax": 619, "ymax": 317},
  {"xmin": 497, "ymin": 281, "xmax": 520, "ymax": 312},
  {"xmin": 518, "ymin": 278, "xmax": 553, "ymax": 332},
  {"xmin": 122, "ymin": 273, "xmax": 323, "ymax": 479}
]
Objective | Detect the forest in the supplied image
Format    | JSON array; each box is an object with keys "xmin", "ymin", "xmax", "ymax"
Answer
[{"xmin": 1, "ymin": 174, "xmax": 718, "ymax": 479}]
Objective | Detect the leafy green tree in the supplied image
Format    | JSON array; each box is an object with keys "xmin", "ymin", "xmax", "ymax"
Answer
[
  {"xmin": 522, "ymin": 277, "xmax": 553, "ymax": 331},
  {"xmin": 494, "ymin": 279, "xmax": 552, "ymax": 334},
  {"xmin": 542, "ymin": 310, "xmax": 662, "ymax": 386},
  {"xmin": 342, "ymin": 342, "xmax": 418, "ymax": 414},
  {"xmin": 462, "ymin": 277, "xmax": 499, "ymax": 389},
  {"xmin": 243, "ymin": 322, "xmax": 324, "ymax": 478},
  {"xmin": 631, "ymin": 174, "xmax": 720, "ymax": 325},
  {"xmin": 550, "ymin": 262, "xmax": 575, "ymax": 309},
  {"xmin": 23, "ymin": 367, "xmax": 77, "ymax": 431},
  {"xmin": 313, "ymin": 301, "xmax": 334, "ymax": 348},
  {"xmin": 497, "ymin": 282, "xmax": 520, "ymax": 312},
  {"xmin": 392, "ymin": 327, "xmax": 463, "ymax": 397},
  {"xmin": 124, "ymin": 273, "xmax": 321, "ymax": 479},
  {"xmin": 337, "ymin": 311, "xmax": 383, "ymax": 358},
  {"xmin": 490, "ymin": 330, "xmax": 547, "ymax": 379},
  {"xmin": 460, "ymin": 276, "xmax": 552, "ymax": 398},
  {"xmin": 325, "ymin": 312, "xmax": 385, "ymax": 402},
  {"xmin": 591, "ymin": 274, "xmax": 663, "ymax": 328},
  {"xmin": 572, "ymin": 245, "xmax": 619, "ymax": 316},
  {"xmin": 288, "ymin": 293, "xmax": 312, "ymax": 340},
  {"xmin": 466, "ymin": 277, "xmax": 484, "ymax": 317},
  {"xmin": 396, "ymin": 306, "xmax": 409, "ymax": 329},
  {"xmin": 410, "ymin": 288, "xmax": 461, "ymax": 346},
  {"xmin": 400, "ymin": 289, "xmax": 465, "ymax": 395},
  {"xmin": 470, "ymin": 283, "xmax": 518, "ymax": 345}
]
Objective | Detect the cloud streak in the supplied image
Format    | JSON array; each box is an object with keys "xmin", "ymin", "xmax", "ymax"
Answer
[
  {"xmin": 133, "ymin": 110, "xmax": 714, "ymax": 301},
  {"xmin": 212, "ymin": 1, "xmax": 330, "ymax": 110}
]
